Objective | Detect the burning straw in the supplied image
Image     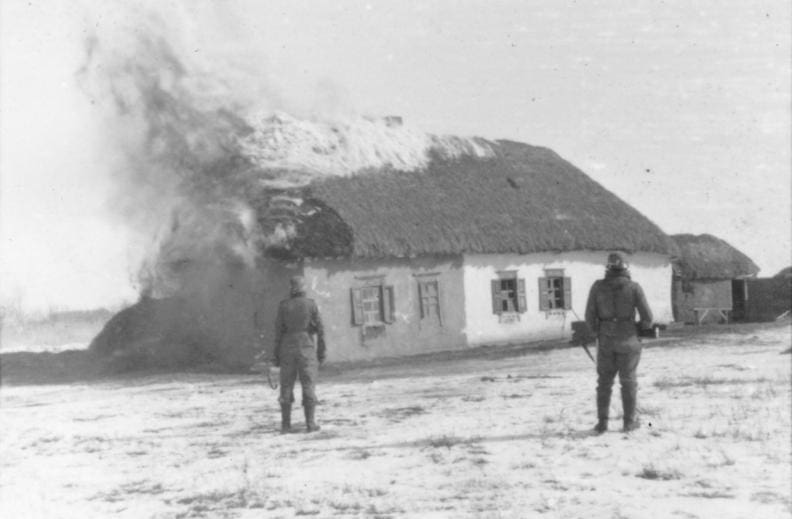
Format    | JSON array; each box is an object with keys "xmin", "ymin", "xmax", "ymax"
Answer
[
  {"xmin": 78, "ymin": 5, "xmax": 492, "ymax": 299},
  {"xmin": 77, "ymin": 4, "xmax": 491, "ymax": 368}
]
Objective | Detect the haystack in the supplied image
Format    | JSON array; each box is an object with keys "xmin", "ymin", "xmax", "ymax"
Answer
[{"xmin": 89, "ymin": 258, "xmax": 293, "ymax": 371}]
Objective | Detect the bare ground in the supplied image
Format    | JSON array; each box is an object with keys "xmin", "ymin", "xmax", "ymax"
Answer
[{"xmin": 1, "ymin": 323, "xmax": 790, "ymax": 518}]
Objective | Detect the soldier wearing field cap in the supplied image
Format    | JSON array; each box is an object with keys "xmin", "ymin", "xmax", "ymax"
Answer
[
  {"xmin": 272, "ymin": 275, "xmax": 326, "ymax": 433},
  {"xmin": 585, "ymin": 252, "xmax": 653, "ymax": 433}
]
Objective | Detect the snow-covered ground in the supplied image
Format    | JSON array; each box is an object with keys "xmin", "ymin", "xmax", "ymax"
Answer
[{"xmin": 1, "ymin": 324, "xmax": 790, "ymax": 518}]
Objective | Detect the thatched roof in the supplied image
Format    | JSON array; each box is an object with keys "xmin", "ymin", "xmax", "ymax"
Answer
[
  {"xmin": 774, "ymin": 266, "xmax": 792, "ymax": 279},
  {"xmin": 284, "ymin": 140, "xmax": 677, "ymax": 259},
  {"xmin": 671, "ymin": 233, "xmax": 759, "ymax": 280}
]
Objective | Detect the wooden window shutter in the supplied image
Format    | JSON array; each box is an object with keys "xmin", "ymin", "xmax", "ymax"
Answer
[
  {"xmin": 563, "ymin": 277, "xmax": 572, "ymax": 310},
  {"xmin": 436, "ymin": 281, "xmax": 443, "ymax": 325},
  {"xmin": 350, "ymin": 288, "xmax": 364, "ymax": 326},
  {"xmin": 383, "ymin": 285, "xmax": 395, "ymax": 323},
  {"xmin": 538, "ymin": 278, "xmax": 549, "ymax": 310},
  {"xmin": 517, "ymin": 279, "xmax": 527, "ymax": 313},
  {"xmin": 417, "ymin": 281, "xmax": 425, "ymax": 318},
  {"xmin": 491, "ymin": 280, "xmax": 501, "ymax": 314}
]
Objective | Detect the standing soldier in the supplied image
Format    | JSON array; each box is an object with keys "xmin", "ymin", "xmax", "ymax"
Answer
[
  {"xmin": 272, "ymin": 275, "xmax": 326, "ymax": 434},
  {"xmin": 585, "ymin": 252, "xmax": 653, "ymax": 433}
]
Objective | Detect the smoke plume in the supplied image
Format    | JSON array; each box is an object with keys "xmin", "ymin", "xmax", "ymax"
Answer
[{"xmin": 78, "ymin": 4, "xmax": 492, "ymax": 299}]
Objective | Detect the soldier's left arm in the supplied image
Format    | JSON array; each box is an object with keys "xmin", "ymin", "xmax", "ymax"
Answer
[
  {"xmin": 273, "ymin": 303, "xmax": 285, "ymax": 367},
  {"xmin": 634, "ymin": 283, "xmax": 654, "ymax": 329},
  {"xmin": 312, "ymin": 301, "xmax": 326, "ymax": 363}
]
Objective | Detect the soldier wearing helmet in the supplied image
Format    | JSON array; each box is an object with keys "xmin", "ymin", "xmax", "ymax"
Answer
[
  {"xmin": 272, "ymin": 275, "xmax": 326, "ymax": 433},
  {"xmin": 585, "ymin": 252, "xmax": 653, "ymax": 433}
]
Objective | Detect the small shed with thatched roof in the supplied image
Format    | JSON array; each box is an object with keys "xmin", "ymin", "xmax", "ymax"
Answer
[
  {"xmin": 670, "ymin": 234, "xmax": 759, "ymax": 324},
  {"xmin": 268, "ymin": 140, "xmax": 677, "ymax": 361}
]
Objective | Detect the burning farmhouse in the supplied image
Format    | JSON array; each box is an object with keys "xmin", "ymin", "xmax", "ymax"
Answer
[{"xmin": 90, "ymin": 114, "xmax": 677, "ymax": 369}]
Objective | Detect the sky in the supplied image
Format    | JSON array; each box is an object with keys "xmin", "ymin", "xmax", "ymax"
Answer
[{"xmin": 1, "ymin": 0, "xmax": 790, "ymax": 314}]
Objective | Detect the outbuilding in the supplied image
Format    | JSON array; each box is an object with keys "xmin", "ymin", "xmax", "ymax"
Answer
[{"xmin": 670, "ymin": 233, "xmax": 759, "ymax": 324}]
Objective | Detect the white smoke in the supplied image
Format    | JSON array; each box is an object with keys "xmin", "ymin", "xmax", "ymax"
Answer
[
  {"xmin": 239, "ymin": 112, "xmax": 493, "ymax": 188},
  {"xmin": 78, "ymin": 2, "xmax": 493, "ymax": 298}
]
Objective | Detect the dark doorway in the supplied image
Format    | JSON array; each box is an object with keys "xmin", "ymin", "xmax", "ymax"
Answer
[{"xmin": 731, "ymin": 279, "xmax": 746, "ymax": 321}]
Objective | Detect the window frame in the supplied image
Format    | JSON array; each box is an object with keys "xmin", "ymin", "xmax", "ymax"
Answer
[
  {"xmin": 350, "ymin": 277, "xmax": 395, "ymax": 327},
  {"xmin": 491, "ymin": 270, "xmax": 527, "ymax": 315},
  {"xmin": 416, "ymin": 276, "xmax": 443, "ymax": 325},
  {"xmin": 538, "ymin": 269, "xmax": 572, "ymax": 311}
]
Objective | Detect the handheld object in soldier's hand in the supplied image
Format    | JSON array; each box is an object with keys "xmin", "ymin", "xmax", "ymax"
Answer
[
  {"xmin": 250, "ymin": 355, "xmax": 280, "ymax": 390},
  {"xmin": 266, "ymin": 364, "xmax": 280, "ymax": 390},
  {"xmin": 636, "ymin": 323, "xmax": 662, "ymax": 339},
  {"xmin": 570, "ymin": 321, "xmax": 596, "ymax": 362},
  {"xmin": 570, "ymin": 321, "xmax": 597, "ymax": 346}
]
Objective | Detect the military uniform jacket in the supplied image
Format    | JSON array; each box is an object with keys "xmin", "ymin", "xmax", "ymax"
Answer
[
  {"xmin": 584, "ymin": 270, "xmax": 653, "ymax": 352},
  {"xmin": 274, "ymin": 295, "xmax": 324, "ymax": 353}
]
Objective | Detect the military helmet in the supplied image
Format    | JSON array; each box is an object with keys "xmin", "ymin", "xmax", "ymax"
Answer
[
  {"xmin": 290, "ymin": 275, "xmax": 306, "ymax": 294},
  {"xmin": 606, "ymin": 252, "xmax": 628, "ymax": 270}
]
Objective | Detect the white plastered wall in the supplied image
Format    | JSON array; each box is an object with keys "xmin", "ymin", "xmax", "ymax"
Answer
[{"xmin": 462, "ymin": 251, "xmax": 673, "ymax": 347}]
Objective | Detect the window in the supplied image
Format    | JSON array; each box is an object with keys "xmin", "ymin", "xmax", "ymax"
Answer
[
  {"xmin": 351, "ymin": 282, "xmax": 395, "ymax": 326},
  {"xmin": 539, "ymin": 269, "xmax": 571, "ymax": 310},
  {"xmin": 418, "ymin": 279, "xmax": 442, "ymax": 323},
  {"xmin": 491, "ymin": 271, "xmax": 527, "ymax": 314},
  {"xmin": 360, "ymin": 286, "xmax": 383, "ymax": 324}
]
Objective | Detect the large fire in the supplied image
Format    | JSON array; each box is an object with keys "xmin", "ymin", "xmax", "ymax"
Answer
[
  {"xmin": 80, "ymin": 17, "xmax": 492, "ymax": 300},
  {"xmin": 81, "ymin": 7, "xmax": 492, "ymax": 367}
]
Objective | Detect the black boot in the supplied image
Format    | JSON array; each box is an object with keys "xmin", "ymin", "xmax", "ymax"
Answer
[
  {"xmin": 594, "ymin": 388, "xmax": 611, "ymax": 434},
  {"xmin": 622, "ymin": 386, "xmax": 640, "ymax": 432},
  {"xmin": 594, "ymin": 419, "xmax": 608, "ymax": 434},
  {"xmin": 280, "ymin": 404, "xmax": 293, "ymax": 434},
  {"xmin": 304, "ymin": 403, "xmax": 320, "ymax": 433}
]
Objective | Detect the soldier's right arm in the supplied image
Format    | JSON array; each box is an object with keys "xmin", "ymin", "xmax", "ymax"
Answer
[{"xmin": 585, "ymin": 281, "xmax": 600, "ymax": 333}]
